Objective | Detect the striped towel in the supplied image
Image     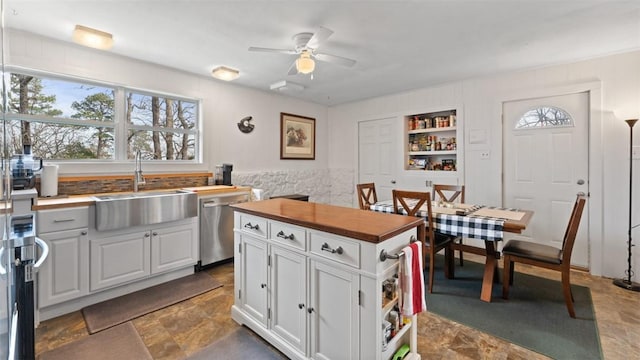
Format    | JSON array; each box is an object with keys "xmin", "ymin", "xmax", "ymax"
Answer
[{"xmin": 399, "ymin": 242, "xmax": 427, "ymax": 316}]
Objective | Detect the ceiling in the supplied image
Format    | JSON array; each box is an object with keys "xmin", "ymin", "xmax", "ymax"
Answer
[{"xmin": 5, "ymin": 1, "xmax": 640, "ymax": 106}]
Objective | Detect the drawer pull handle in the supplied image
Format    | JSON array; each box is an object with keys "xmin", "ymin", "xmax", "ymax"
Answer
[
  {"xmin": 244, "ymin": 223, "xmax": 260, "ymax": 230},
  {"xmin": 81, "ymin": 231, "xmax": 87, "ymax": 236},
  {"xmin": 321, "ymin": 243, "xmax": 343, "ymax": 255},
  {"xmin": 144, "ymin": 233, "xmax": 150, "ymax": 238},
  {"xmin": 53, "ymin": 218, "xmax": 75, "ymax": 223},
  {"xmin": 276, "ymin": 231, "xmax": 295, "ymax": 240}
]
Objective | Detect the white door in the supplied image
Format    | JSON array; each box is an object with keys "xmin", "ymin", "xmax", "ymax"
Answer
[
  {"xmin": 503, "ymin": 92, "xmax": 589, "ymax": 268},
  {"xmin": 240, "ymin": 235, "xmax": 268, "ymax": 328},
  {"xmin": 309, "ymin": 259, "xmax": 359, "ymax": 360},
  {"xmin": 270, "ymin": 245, "xmax": 306, "ymax": 353},
  {"xmin": 358, "ymin": 117, "xmax": 397, "ymax": 201}
]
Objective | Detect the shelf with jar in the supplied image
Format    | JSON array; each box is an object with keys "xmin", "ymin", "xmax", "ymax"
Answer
[{"xmin": 405, "ymin": 108, "xmax": 459, "ymax": 173}]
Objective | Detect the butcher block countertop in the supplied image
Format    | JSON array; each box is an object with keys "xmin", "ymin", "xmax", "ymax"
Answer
[
  {"xmin": 32, "ymin": 185, "xmax": 250, "ymax": 210},
  {"xmin": 231, "ymin": 198, "xmax": 423, "ymax": 244}
]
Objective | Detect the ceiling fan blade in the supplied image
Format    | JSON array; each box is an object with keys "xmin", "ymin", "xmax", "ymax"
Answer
[
  {"xmin": 287, "ymin": 60, "xmax": 299, "ymax": 75},
  {"xmin": 306, "ymin": 26, "xmax": 333, "ymax": 49},
  {"xmin": 314, "ymin": 52, "xmax": 356, "ymax": 67},
  {"xmin": 248, "ymin": 46, "xmax": 297, "ymax": 55}
]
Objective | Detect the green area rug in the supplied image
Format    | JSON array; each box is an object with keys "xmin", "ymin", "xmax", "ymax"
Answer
[{"xmin": 426, "ymin": 258, "xmax": 602, "ymax": 359}]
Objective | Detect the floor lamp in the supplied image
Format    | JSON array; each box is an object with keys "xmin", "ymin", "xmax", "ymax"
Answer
[{"xmin": 613, "ymin": 118, "xmax": 640, "ymax": 291}]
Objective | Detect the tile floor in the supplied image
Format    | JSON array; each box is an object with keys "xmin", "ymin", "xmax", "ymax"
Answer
[{"xmin": 35, "ymin": 256, "xmax": 639, "ymax": 359}]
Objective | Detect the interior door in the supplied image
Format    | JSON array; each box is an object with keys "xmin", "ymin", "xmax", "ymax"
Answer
[
  {"xmin": 503, "ymin": 92, "xmax": 590, "ymax": 268},
  {"xmin": 358, "ymin": 117, "xmax": 397, "ymax": 201}
]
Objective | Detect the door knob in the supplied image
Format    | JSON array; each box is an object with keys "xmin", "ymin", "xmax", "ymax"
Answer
[
  {"xmin": 576, "ymin": 179, "xmax": 585, "ymax": 185},
  {"xmin": 577, "ymin": 191, "xmax": 586, "ymax": 197},
  {"xmin": 391, "ymin": 180, "xmax": 396, "ymax": 184},
  {"xmin": 307, "ymin": 307, "xmax": 315, "ymax": 314},
  {"xmin": 298, "ymin": 303, "xmax": 305, "ymax": 309}
]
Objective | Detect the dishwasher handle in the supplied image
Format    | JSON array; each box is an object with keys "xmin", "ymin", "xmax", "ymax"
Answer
[{"xmin": 202, "ymin": 200, "xmax": 246, "ymax": 208}]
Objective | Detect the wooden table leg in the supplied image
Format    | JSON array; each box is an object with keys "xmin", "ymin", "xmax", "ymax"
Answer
[{"xmin": 480, "ymin": 241, "xmax": 498, "ymax": 302}]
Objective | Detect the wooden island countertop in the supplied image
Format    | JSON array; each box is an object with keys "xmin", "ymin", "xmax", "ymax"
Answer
[{"xmin": 231, "ymin": 198, "xmax": 424, "ymax": 243}]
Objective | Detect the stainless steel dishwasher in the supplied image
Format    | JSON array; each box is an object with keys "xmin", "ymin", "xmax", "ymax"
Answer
[{"xmin": 198, "ymin": 192, "xmax": 249, "ymax": 269}]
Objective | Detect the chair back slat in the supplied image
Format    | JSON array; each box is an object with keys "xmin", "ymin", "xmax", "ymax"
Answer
[
  {"xmin": 433, "ymin": 184, "xmax": 465, "ymax": 204},
  {"xmin": 392, "ymin": 190, "xmax": 435, "ymax": 246},
  {"xmin": 356, "ymin": 183, "xmax": 378, "ymax": 210},
  {"xmin": 561, "ymin": 195, "xmax": 587, "ymax": 264}
]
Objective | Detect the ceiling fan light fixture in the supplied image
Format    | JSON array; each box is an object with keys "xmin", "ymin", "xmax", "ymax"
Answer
[
  {"xmin": 295, "ymin": 51, "xmax": 315, "ymax": 74},
  {"xmin": 72, "ymin": 25, "xmax": 114, "ymax": 50},
  {"xmin": 211, "ymin": 66, "xmax": 240, "ymax": 81}
]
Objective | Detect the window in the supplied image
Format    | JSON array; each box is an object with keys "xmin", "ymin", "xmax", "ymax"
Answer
[
  {"xmin": 5, "ymin": 71, "xmax": 199, "ymax": 162},
  {"xmin": 126, "ymin": 91, "xmax": 197, "ymax": 160},
  {"xmin": 7, "ymin": 73, "xmax": 116, "ymax": 159},
  {"xmin": 515, "ymin": 106, "xmax": 573, "ymax": 129}
]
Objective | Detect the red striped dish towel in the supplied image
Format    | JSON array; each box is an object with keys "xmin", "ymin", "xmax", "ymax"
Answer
[{"xmin": 399, "ymin": 242, "xmax": 427, "ymax": 316}]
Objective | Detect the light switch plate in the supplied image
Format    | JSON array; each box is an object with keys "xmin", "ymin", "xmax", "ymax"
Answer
[{"xmin": 633, "ymin": 146, "xmax": 640, "ymax": 160}]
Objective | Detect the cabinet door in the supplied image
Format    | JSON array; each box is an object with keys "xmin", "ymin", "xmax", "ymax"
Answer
[
  {"xmin": 90, "ymin": 230, "xmax": 150, "ymax": 291},
  {"xmin": 151, "ymin": 221, "xmax": 197, "ymax": 274},
  {"xmin": 270, "ymin": 245, "xmax": 307, "ymax": 354},
  {"xmin": 38, "ymin": 228, "xmax": 89, "ymax": 308},
  {"xmin": 309, "ymin": 260, "xmax": 360, "ymax": 360},
  {"xmin": 240, "ymin": 235, "xmax": 268, "ymax": 327}
]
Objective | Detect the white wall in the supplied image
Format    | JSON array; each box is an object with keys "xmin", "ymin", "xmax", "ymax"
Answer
[
  {"xmin": 329, "ymin": 50, "xmax": 640, "ymax": 280},
  {"xmin": 7, "ymin": 30, "xmax": 329, "ymax": 198}
]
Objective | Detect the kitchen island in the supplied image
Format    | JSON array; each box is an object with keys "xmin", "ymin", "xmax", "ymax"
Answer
[{"xmin": 231, "ymin": 198, "xmax": 424, "ymax": 360}]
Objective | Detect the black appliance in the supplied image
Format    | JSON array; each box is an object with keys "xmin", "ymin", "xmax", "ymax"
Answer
[
  {"xmin": 5, "ymin": 213, "xmax": 48, "ymax": 360},
  {"xmin": 10, "ymin": 145, "xmax": 43, "ymax": 190},
  {"xmin": 215, "ymin": 164, "xmax": 233, "ymax": 186}
]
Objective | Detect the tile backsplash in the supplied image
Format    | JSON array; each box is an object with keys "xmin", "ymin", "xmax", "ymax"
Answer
[{"xmin": 36, "ymin": 172, "xmax": 211, "ymax": 196}]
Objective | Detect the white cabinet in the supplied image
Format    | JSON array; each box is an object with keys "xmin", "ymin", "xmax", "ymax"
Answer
[
  {"xmin": 90, "ymin": 230, "xmax": 151, "ymax": 291},
  {"xmin": 271, "ymin": 245, "xmax": 307, "ymax": 353},
  {"xmin": 232, "ymin": 210, "xmax": 420, "ymax": 360},
  {"xmin": 90, "ymin": 218, "xmax": 198, "ymax": 291},
  {"xmin": 309, "ymin": 259, "xmax": 359, "ymax": 360},
  {"xmin": 239, "ymin": 234, "xmax": 268, "ymax": 327},
  {"xmin": 151, "ymin": 222, "xmax": 198, "ymax": 274},
  {"xmin": 37, "ymin": 207, "xmax": 90, "ymax": 308}
]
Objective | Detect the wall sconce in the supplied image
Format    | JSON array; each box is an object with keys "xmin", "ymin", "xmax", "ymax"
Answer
[
  {"xmin": 211, "ymin": 66, "xmax": 240, "ymax": 81},
  {"xmin": 72, "ymin": 25, "xmax": 114, "ymax": 50}
]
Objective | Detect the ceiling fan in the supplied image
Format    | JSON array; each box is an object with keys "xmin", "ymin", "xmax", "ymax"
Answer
[{"xmin": 248, "ymin": 27, "xmax": 356, "ymax": 77}]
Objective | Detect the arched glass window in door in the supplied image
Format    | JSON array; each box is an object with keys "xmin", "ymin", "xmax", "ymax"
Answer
[{"xmin": 515, "ymin": 106, "xmax": 573, "ymax": 129}]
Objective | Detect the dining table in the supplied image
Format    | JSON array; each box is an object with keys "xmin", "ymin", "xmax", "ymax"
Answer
[{"xmin": 370, "ymin": 199, "xmax": 534, "ymax": 302}]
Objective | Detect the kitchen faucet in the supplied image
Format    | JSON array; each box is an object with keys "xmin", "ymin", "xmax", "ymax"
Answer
[{"xmin": 134, "ymin": 149, "xmax": 145, "ymax": 192}]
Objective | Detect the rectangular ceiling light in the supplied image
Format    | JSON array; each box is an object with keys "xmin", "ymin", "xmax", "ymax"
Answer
[
  {"xmin": 211, "ymin": 66, "xmax": 240, "ymax": 81},
  {"xmin": 270, "ymin": 80, "xmax": 305, "ymax": 92},
  {"xmin": 72, "ymin": 25, "xmax": 114, "ymax": 50}
]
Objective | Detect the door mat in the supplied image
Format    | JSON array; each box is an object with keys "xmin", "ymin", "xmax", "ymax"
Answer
[
  {"xmin": 39, "ymin": 322, "xmax": 152, "ymax": 360},
  {"xmin": 82, "ymin": 272, "xmax": 222, "ymax": 334},
  {"xmin": 426, "ymin": 257, "xmax": 602, "ymax": 359},
  {"xmin": 187, "ymin": 326, "xmax": 288, "ymax": 360}
]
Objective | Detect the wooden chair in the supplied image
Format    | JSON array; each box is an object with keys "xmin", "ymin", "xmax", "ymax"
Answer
[
  {"xmin": 502, "ymin": 195, "xmax": 586, "ymax": 318},
  {"xmin": 392, "ymin": 190, "xmax": 453, "ymax": 293},
  {"xmin": 356, "ymin": 183, "xmax": 378, "ymax": 210},
  {"xmin": 433, "ymin": 184, "xmax": 466, "ymax": 266}
]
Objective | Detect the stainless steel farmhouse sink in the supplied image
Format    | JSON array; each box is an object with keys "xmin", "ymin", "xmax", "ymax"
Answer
[{"xmin": 94, "ymin": 190, "xmax": 198, "ymax": 231}]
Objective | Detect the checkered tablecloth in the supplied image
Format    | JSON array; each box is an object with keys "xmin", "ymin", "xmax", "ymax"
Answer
[{"xmin": 370, "ymin": 200, "xmax": 508, "ymax": 241}]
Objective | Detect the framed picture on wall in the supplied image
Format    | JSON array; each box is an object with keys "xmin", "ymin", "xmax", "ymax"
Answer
[{"xmin": 280, "ymin": 112, "xmax": 315, "ymax": 160}]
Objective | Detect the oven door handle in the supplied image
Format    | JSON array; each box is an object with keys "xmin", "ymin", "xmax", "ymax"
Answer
[{"xmin": 33, "ymin": 237, "xmax": 49, "ymax": 271}]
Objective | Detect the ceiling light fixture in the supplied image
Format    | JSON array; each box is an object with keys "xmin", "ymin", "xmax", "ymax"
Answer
[
  {"xmin": 295, "ymin": 50, "xmax": 315, "ymax": 74},
  {"xmin": 72, "ymin": 25, "xmax": 113, "ymax": 50},
  {"xmin": 211, "ymin": 66, "xmax": 240, "ymax": 81},
  {"xmin": 270, "ymin": 80, "xmax": 305, "ymax": 92}
]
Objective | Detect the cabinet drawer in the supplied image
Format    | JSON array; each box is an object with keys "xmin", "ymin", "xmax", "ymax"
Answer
[
  {"xmin": 37, "ymin": 207, "xmax": 89, "ymax": 232},
  {"xmin": 239, "ymin": 214, "xmax": 268, "ymax": 238},
  {"xmin": 270, "ymin": 221, "xmax": 306, "ymax": 251},
  {"xmin": 309, "ymin": 231, "xmax": 360, "ymax": 269}
]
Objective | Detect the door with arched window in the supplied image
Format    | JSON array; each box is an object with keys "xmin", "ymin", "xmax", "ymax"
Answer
[{"xmin": 503, "ymin": 92, "xmax": 590, "ymax": 269}]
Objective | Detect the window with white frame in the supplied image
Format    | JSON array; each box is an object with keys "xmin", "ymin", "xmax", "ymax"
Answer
[
  {"xmin": 5, "ymin": 71, "xmax": 199, "ymax": 161},
  {"xmin": 515, "ymin": 106, "xmax": 574, "ymax": 129}
]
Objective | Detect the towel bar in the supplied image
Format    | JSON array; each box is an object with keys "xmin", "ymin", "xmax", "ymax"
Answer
[{"xmin": 379, "ymin": 236, "xmax": 418, "ymax": 261}]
